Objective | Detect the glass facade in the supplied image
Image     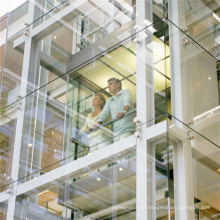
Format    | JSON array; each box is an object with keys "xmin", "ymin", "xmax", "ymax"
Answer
[{"xmin": 0, "ymin": 0, "xmax": 219, "ymax": 219}]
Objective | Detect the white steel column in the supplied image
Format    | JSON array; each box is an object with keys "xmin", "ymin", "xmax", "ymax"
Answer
[
  {"xmin": 6, "ymin": 2, "xmax": 36, "ymax": 219},
  {"xmin": 168, "ymin": 1, "xmax": 195, "ymax": 219},
  {"xmin": 136, "ymin": 0, "xmax": 154, "ymax": 219},
  {"xmin": 29, "ymin": 37, "xmax": 50, "ymax": 177},
  {"xmin": 150, "ymin": 142, "xmax": 156, "ymax": 219},
  {"xmin": 173, "ymin": 141, "xmax": 195, "ymax": 220},
  {"xmin": 168, "ymin": 0, "xmax": 184, "ymax": 127}
]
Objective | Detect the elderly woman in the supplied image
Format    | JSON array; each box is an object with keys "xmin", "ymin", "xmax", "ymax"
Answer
[{"xmin": 77, "ymin": 93, "xmax": 111, "ymax": 151}]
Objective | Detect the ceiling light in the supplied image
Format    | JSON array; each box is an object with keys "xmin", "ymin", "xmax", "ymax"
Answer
[
  {"xmin": 51, "ymin": 132, "xmax": 54, "ymax": 134},
  {"xmin": 119, "ymin": 167, "xmax": 123, "ymax": 171},
  {"xmin": 4, "ymin": 173, "xmax": 6, "ymax": 176},
  {"xmin": 28, "ymin": 144, "xmax": 32, "ymax": 147},
  {"xmin": 217, "ymin": 168, "xmax": 220, "ymax": 172},
  {"xmin": 53, "ymin": 36, "xmax": 56, "ymax": 39},
  {"xmin": 54, "ymin": 149, "xmax": 56, "ymax": 152},
  {"xmin": 97, "ymin": 178, "xmax": 101, "ymax": 181},
  {"xmin": 208, "ymin": 77, "xmax": 211, "ymax": 80}
]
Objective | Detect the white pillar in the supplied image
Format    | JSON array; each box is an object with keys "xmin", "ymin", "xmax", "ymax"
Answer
[
  {"xmin": 6, "ymin": 2, "xmax": 37, "ymax": 219},
  {"xmin": 173, "ymin": 141, "xmax": 195, "ymax": 220},
  {"xmin": 136, "ymin": 0, "xmax": 154, "ymax": 219},
  {"xmin": 168, "ymin": 0, "xmax": 184, "ymax": 128},
  {"xmin": 169, "ymin": 1, "xmax": 195, "ymax": 219}
]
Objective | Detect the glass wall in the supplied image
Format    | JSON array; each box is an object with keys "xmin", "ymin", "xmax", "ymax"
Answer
[
  {"xmin": 168, "ymin": 115, "xmax": 220, "ymax": 220},
  {"xmin": 0, "ymin": 0, "xmax": 170, "ymax": 184},
  {"xmin": 147, "ymin": 130, "xmax": 175, "ymax": 220},
  {"xmin": 0, "ymin": 200, "xmax": 7, "ymax": 220},
  {"xmin": 0, "ymin": 113, "xmax": 15, "ymax": 191},
  {"xmin": 168, "ymin": 0, "xmax": 219, "ymax": 59},
  {"xmin": 168, "ymin": 18, "xmax": 219, "ymax": 147},
  {"xmin": 11, "ymin": 147, "xmax": 136, "ymax": 219}
]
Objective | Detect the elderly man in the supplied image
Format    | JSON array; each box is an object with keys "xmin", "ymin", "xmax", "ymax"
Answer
[{"xmin": 94, "ymin": 77, "xmax": 134, "ymax": 141}]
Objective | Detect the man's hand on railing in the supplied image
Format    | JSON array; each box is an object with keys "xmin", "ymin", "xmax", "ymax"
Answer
[{"xmin": 117, "ymin": 111, "xmax": 126, "ymax": 119}]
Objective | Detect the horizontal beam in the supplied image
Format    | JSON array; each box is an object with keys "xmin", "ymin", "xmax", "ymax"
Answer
[{"xmin": 40, "ymin": 51, "xmax": 66, "ymax": 76}]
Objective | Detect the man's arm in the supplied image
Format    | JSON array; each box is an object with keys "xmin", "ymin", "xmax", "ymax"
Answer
[{"xmin": 117, "ymin": 89, "xmax": 132, "ymax": 119}]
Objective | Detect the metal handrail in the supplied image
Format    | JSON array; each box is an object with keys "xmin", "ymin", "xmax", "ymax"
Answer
[{"xmin": 101, "ymin": 108, "xmax": 136, "ymax": 127}]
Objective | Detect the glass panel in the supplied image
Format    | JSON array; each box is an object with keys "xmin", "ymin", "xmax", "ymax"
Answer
[
  {"xmin": 38, "ymin": 0, "xmax": 138, "ymax": 64},
  {"xmin": 1, "ymin": 0, "xmax": 167, "ymax": 110},
  {"xmin": 7, "ymin": 1, "xmax": 29, "ymax": 40},
  {"xmin": 0, "ymin": 19, "xmax": 171, "ymax": 188},
  {"xmin": 0, "ymin": 6, "xmax": 169, "ymax": 219},
  {"xmin": 7, "ymin": 0, "xmax": 67, "ymax": 40},
  {"xmin": 192, "ymin": 106, "xmax": 220, "ymax": 147},
  {"xmin": 64, "ymin": 41, "xmax": 138, "ymax": 162},
  {"xmin": 145, "ymin": 119, "xmax": 174, "ymax": 219},
  {"xmin": 191, "ymin": 131, "xmax": 220, "ymax": 219},
  {"xmin": 0, "ymin": 38, "xmax": 24, "ymax": 109},
  {"xmin": 168, "ymin": 115, "xmax": 220, "ymax": 219},
  {"xmin": 168, "ymin": 0, "xmax": 219, "ymax": 60},
  {"xmin": 0, "ymin": 112, "xmax": 16, "ymax": 192},
  {"xmin": 6, "ymin": 0, "xmax": 166, "ymax": 43},
  {"xmin": 153, "ymin": 34, "xmax": 171, "ymax": 123},
  {"xmin": 17, "ymin": 74, "xmax": 67, "ymax": 182},
  {"xmin": 12, "ymin": 148, "xmax": 136, "ymax": 219},
  {"xmin": 0, "ymin": 200, "xmax": 8, "ymax": 220},
  {"xmin": 168, "ymin": 20, "xmax": 219, "ymax": 126}
]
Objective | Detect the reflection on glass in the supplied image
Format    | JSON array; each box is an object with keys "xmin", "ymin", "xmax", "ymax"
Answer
[
  {"xmin": 0, "ymin": 113, "xmax": 15, "ymax": 192},
  {"xmin": 12, "ymin": 150, "xmax": 137, "ymax": 219},
  {"xmin": 0, "ymin": 18, "xmax": 172, "ymax": 190},
  {"xmin": 168, "ymin": 19, "xmax": 219, "ymax": 123},
  {"xmin": 0, "ymin": 200, "xmax": 8, "ymax": 219},
  {"xmin": 169, "ymin": 116, "xmax": 220, "ymax": 220},
  {"xmin": 171, "ymin": 0, "xmax": 220, "ymax": 58},
  {"xmin": 147, "ymin": 137, "xmax": 174, "ymax": 219}
]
